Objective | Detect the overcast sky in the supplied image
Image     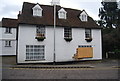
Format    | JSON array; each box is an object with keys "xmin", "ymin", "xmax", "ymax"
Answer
[{"xmin": 0, "ymin": 0, "xmax": 119, "ymax": 21}]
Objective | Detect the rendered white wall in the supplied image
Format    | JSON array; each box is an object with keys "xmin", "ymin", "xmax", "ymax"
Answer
[
  {"xmin": 18, "ymin": 24, "xmax": 102, "ymax": 63},
  {"xmin": 2, "ymin": 27, "xmax": 16, "ymax": 40},
  {"xmin": 0, "ymin": 27, "xmax": 17, "ymax": 56},
  {"xmin": 0, "ymin": 27, "xmax": 2, "ymax": 39},
  {"xmin": 55, "ymin": 28, "xmax": 102, "ymax": 62},
  {"xmin": 1, "ymin": 41, "xmax": 16, "ymax": 55},
  {"xmin": 118, "ymin": 1, "xmax": 120, "ymax": 9},
  {"xmin": 18, "ymin": 24, "xmax": 54, "ymax": 63}
]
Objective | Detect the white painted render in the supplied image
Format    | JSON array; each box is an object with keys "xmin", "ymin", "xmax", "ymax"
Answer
[
  {"xmin": 0, "ymin": 27, "xmax": 17, "ymax": 56},
  {"xmin": 18, "ymin": 24, "xmax": 102, "ymax": 63},
  {"xmin": 118, "ymin": 1, "xmax": 120, "ymax": 9}
]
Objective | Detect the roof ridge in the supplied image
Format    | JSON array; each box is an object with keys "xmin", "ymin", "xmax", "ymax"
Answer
[
  {"xmin": 2, "ymin": 18, "xmax": 18, "ymax": 20},
  {"xmin": 23, "ymin": 2, "xmax": 81, "ymax": 12}
]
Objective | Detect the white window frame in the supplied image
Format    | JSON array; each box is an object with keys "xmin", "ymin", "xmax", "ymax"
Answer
[
  {"xmin": 81, "ymin": 14, "xmax": 87, "ymax": 21},
  {"xmin": 32, "ymin": 4, "xmax": 43, "ymax": 17},
  {"xmin": 33, "ymin": 8, "xmax": 42, "ymax": 17},
  {"xmin": 5, "ymin": 40, "xmax": 11, "ymax": 47},
  {"xmin": 59, "ymin": 12, "xmax": 66, "ymax": 19},
  {"xmin": 36, "ymin": 26, "xmax": 45, "ymax": 37},
  {"xmin": 26, "ymin": 45, "xmax": 45, "ymax": 61},
  {"xmin": 64, "ymin": 27, "xmax": 72, "ymax": 38},
  {"xmin": 5, "ymin": 27, "xmax": 12, "ymax": 34},
  {"xmin": 85, "ymin": 29, "xmax": 92, "ymax": 38},
  {"xmin": 58, "ymin": 8, "xmax": 67, "ymax": 19}
]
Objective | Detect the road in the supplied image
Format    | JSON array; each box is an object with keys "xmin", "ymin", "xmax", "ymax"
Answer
[
  {"xmin": 1, "ymin": 56, "xmax": 120, "ymax": 80},
  {"xmin": 2, "ymin": 67, "xmax": 119, "ymax": 79}
]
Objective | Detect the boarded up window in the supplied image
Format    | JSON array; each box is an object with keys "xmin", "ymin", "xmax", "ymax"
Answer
[{"xmin": 73, "ymin": 45, "xmax": 93, "ymax": 59}]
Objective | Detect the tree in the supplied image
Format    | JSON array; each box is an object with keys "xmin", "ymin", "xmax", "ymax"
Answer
[
  {"xmin": 98, "ymin": 1, "xmax": 120, "ymax": 58},
  {"xmin": 99, "ymin": 1, "xmax": 118, "ymax": 28}
]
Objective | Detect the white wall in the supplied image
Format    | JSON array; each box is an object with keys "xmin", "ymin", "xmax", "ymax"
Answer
[
  {"xmin": 118, "ymin": 1, "xmax": 120, "ymax": 9},
  {"xmin": 18, "ymin": 24, "xmax": 54, "ymax": 63},
  {"xmin": 18, "ymin": 24, "xmax": 102, "ymax": 63},
  {"xmin": 0, "ymin": 27, "xmax": 17, "ymax": 56},
  {"xmin": 55, "ymin": 27, "xmax": 102, "ymax": 62},
  {"xmin": 0, "ymin": 40, "xmax": 16, "ymax": 55},
  {"xmin": 0, "ymin": 27, "xmax": 2, "ymax": 55},
  {"xmin": 1, "ymin": 27, "xmax": 16, "ymax": 40}
]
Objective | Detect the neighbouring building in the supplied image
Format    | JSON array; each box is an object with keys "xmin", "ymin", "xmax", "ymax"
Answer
[
  {"xmin": 0, "ymin": 18, "xmax": 18, "ymax": 56},
  {"xmin": 17, "ymin": 2, "xmax": 102, "ymax": 63},
  {"xmin": 118, "ymin": 1, "xmax": 120, "ymax": 9}
]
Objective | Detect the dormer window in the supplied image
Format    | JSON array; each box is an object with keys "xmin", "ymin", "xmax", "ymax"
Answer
[
  {"xmin": 58, "ymin": 8, "xmax": 67, "ymax": 19},
  {"xmin": 79, "ymin": 10, "xmax": 88, "ymax": 22},
  {"xmin": 32, "ymin": 4, "xmax": 43, "ymax": 17}
]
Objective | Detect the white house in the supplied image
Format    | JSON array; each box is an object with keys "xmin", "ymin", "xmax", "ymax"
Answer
[
  {"xmin": 0, "ymin": 18, "xmax": 17, "ymax": 56},
  {"xmin": 16, "ymin": 2, "xmax": 102, "ymax": 63},
  {"xmin": 118, "ymin": 1, "xmax": 120, "ymax": 9}
]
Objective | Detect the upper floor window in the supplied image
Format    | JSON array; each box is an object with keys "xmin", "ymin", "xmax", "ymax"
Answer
[
  {"xmin": 85, "ymin": 29, "xmax": 92, "ymax": 42},
  {"xmin": 79, "ymin": 10, "xmax": 88, "ymax": 22},
  {"xmin": 5, "ymin": 27, "xmax": 11, "ymax": 34},
  {"xmin": 64, "ymin": 27, "xmax": 72, "ymax": 41},
  {"xmin": 32, "ymin": 4, "xmax": 43, "ymax": 17},
  {"xmin": 58, "ymin": 8, "xmax": 67, "ymax": 19},
  {"xmin": 85, "ymin": 29, "xmax": 91, "ymax": 38},
  {"xmin": 5, "ymin": 40, "xmax": 11, "ymax": 47},
  {"xmin": 35, "ymin": 26, "xmax": 45, "ymax": 41},
  {"xmin": 81, "ymin": 15, "xmax": 87, "ymax": 21}
]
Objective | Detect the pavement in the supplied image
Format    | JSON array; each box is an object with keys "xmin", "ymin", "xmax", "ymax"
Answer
[{"xmin": 2, "ymin": 56, "xmax": 120, "ymax": 70}]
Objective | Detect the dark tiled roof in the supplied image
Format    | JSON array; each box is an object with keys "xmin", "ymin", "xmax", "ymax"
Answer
[
  {"xmin": 19, "ymin": 2, "xmax": 101, "ymax": 29},
  {"xmin": 2, "ymin": 18, "xmax": 18, "ymax": 28}
]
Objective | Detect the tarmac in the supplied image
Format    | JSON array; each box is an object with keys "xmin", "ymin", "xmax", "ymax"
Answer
[{"xmin": 2, "ymin": 56, "xmax": 120, "ymax": 69}]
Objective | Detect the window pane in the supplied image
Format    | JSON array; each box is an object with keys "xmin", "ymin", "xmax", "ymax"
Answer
[
  {"xmin": 64, "ymin": 28, "xmax": 72, "ymax": 38},
  {"xmin": 85, "ymin": 29, "xmax": 91, "ymax": 38},
  {"xmin": 26, "ymin": 45, "xmax": 45, "ymax": 60},
  {"xmin": 5, "ymin": 28, "xmax": 11, "ymax": 33},
  {"xmin": 5, "ymin": 40, "xmax": 11, "ymax": 47},
  {"xmin": 36, "ymin": 26, "xmax": 45, "ymax": 37}
]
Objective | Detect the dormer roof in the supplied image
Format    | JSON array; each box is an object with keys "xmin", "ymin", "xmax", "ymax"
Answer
[
  {"xmin": 32, "ymin": 4, "xmax": 43, "ymax": 10},
  {"xmin": 58, "ymin": 8, "xmax": 67, "ymax": 13},
  {"xmin": 80, "ymin": 10, "xmax": 88, "ymax": 16}
]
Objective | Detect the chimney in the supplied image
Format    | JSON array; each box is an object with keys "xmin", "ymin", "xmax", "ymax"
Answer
[
  {"xmin": 18, "ymin": 11, "xmax": 22, "ymax": 18},
  {"xmin": 51, "ymin": 0, "xmax": 60, "ymax": 5}
]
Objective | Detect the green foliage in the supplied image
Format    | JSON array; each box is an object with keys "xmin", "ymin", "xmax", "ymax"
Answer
[
  {"xmin": 102, "ymin": 28, "xmax": 120, "ymax": 58},
  {"xmin": 98, "ymin": 1, "xmax": 120, "ymax": 58},
  {"xmin": 99, "ymin": 1, "xmax": 119, "ymax": 28}
]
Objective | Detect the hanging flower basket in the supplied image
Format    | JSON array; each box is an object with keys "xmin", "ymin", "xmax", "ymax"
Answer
[
  {"xmin": 35, "ymin": 37, "xmax": 46, "ymax": 41},
  {"xmin": 64, "ymin": 37, "xmax": 72, "ymax": 42},
  {"xmin": 85, "ymin": 38, "xmax": 92, "ymax": 42}
]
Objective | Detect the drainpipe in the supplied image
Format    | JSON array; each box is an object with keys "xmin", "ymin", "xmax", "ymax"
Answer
[{"xmin": 53, "ymin": 5, "xmax": 56, "ymax": 64}]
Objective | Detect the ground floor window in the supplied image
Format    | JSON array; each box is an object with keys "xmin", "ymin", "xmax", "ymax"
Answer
[{"xmin": 26, "ymin": 45, "xmax": 45, "ymax": 61}]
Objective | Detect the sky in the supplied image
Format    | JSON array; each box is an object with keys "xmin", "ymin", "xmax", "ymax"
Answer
[{"xmin": 0, "ymin": 0, "xmax": 119, "ymax": 21}]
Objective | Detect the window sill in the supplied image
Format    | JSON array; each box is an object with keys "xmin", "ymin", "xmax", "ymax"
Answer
[
  {"xmin": 64, "ymin": 38, "xmax": 72, "ymax": 42},
  {"xmin": 5, "ymin": 32, "xmax": 12, "ymax": 34},
  {"xmin": 5, "ymin": 46, "xmax": 12, "ymax": 47},
  {"xmin": 85, "ymin": 38, "xmax": 92, "ymax": 42},
  {"xmin": 35, "ymin": 37, "xmax": 46, "ymax": 41}
]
